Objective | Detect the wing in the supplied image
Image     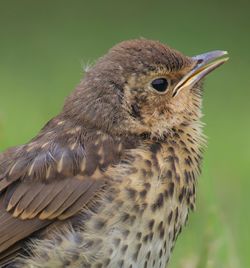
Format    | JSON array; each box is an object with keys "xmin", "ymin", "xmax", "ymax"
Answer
[
  {"xmin": 0, "ymin": 176, "xmax": 105, "ymax": 255},
  {"xmin": 0, "ymin": 129, "xmax": 123, "ymax": 265}
]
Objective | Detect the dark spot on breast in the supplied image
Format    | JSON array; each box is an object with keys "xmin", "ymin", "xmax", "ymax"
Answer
[
  {"xmin": 113, "ymin": 238, "xmax": 121, "ymax": 246},
  {"xmin": 159, "ymin": 229, "xmax": 165, "ymax": 239},
  {"xmin": 144, "ymin": 182, "xmax": 151, "ymax": 189},
  {"xmin": 133, "ymin": 204, "xmax": 140, "ymax": 213},
  {"xmin": 136, "ymin": 232, "xmax": 142, "ymax": 240},
  {"xmin": 148, "ymin": 219, "xmax": 155, "ymax": 230},
  {"xmin": 167, "ymin": 155, "xmax": 174, "ymax": 163},
  {"xmin": 192, "ymin": 183, "xmax": 196, "ymax": 194},
  {"xmin": 151, "ymin": 193, "xmax": 164, "ymax": 211},
  {"xmin": 149, "ymin": 232, "xmax": 154, "ymax": 241},
  {"xmin": 85, "ymin": 240, "xmax": 94, "ymax": 248},
  {"xmin": 175, "ymin": 207, "xmax": 179, "ymax": 223},
  {"xmin": 166, "ymin": 170, "xmax": 172, "ymax": 179},
  {"xmin": 157, "ymin": 221, "xmax": 163, "ymax": 231},
  {"xmin": 193, "ymin": 156, "xmax": 198, "ymax": 164},
  {"xmin": 173, "ymin": 155, "xmax": 179, "ymax": 164},
  {"xmin": 185, "ymin": 158, "xmax": 191, "ymax": 166},
  {"xmin": 123, "ymin": 229, "xmax": 130, "ymax": 238},
  {"xmin": 168, "ymin": 146, "xmax": 175, "ymax": 153},
  {"xmin": 164, "ymin": 189, "xmax": 169, "ymax": 198},
  {"xmin": 159, "ymin": 249, "xmax": 163, "ymax": 258},
  {"xmin": 168, "ymin": 230, "xmax": 173, "ymax": 241},
  {"xmin": 187, "ymin": 138, "xmax": 195, "ymax": 144},
  {"xmin": 133, "ymin": 243, "xmax": 142, "ymax": 261},
  {"xmin": 173, "ymin": 132, "xmax": 180, "ymax": 139},
  {"xmin": 181, "ymin": 122, "xmax": 189, "ymax": 127},
  {"xmin": 126, "ymin": 187, "xmax": 137, "ymax": 199},
  {"xmin": 173, "ymin": 227, "xmax": 178, "ymax": 241},
  {"xmin": 118, "ymin": 259, "xmax": 124, "ymax": 268},
  {"xmin": 147, "ymin": 170, "xmax": 153, "ymax": 177},
  {"xmin": 145, "ymin": 159, "xmax": 152, "ymax": 167},
  {"xmin": 121, "ymin": 244, "xmax": 128, "ymax": 254},
  {"xmin": 140, "ymin": 132, "xmax": 151, "ymax": 140},
  {"xmin": 116, "ymin": 199, "xmax": 124, "ymax": 207},
  {"xmin": 141, "ymin": 168, "xmax": 147, "ymax": 177},
  {"xmin": 150, "ymin": 143, "xmax": 162, "ymax": 154},
  {"xmin": 175, "ymin": 173, "xmax": 180, "ymax": 183},
  {"xmin": 178, "ymin": 187, "xmax": 186, "ymax": 203},
  {"xmin": 184, "ymin": 170, "xmax": 191, "ymax": 183},
  {"xmin": 130, "ymin": 166, "xmax": 138, "ymax": 174},
  {"xmin": 143, "ymin": 234, "xmax": 149, "ymax": 243},
  {"xmin": 168, "ymin": 211, "xmax": 173, "ymax": 224},
  {"xmin": 140, "ymin": 189, "xmax": 147, "ymax": 198},
  {"xmin": 164, "ymin": 240, "xmax": 167, "ymax": 251},
  {"xmin": 191, "ymin": 171, "xmax": 196, "ymax": 181},
  {"xmin": 179, "ymin": 140, "xmax": 186, "ymax": 147},
  {"xmin": 104, "ymin": 258, "xmax": 111, "ymax": 265},
  {"xmin": 168, "ymin": 182, "xmax": 175, "ymax": 197},
  {"xmin": 106, "ymin": 193, "xmax": 115, "ymax": 203},
  {"xmin": 169, "ymin": 139, "xmax": 178, "ymax": 147},
  {"xmin": 130, "ymin": 215, "xmax": 136, "ymax": 225},
  {"xmin": 94, "ymin": 218, "xmax": 106, "ymax": 229},
  {"xmin": 191, "ymin": 147, "xmax": 196, "ymax": 153},
  {"xmin": 146, "ymin": 250, "xmax": 151, "ymax": 260},
  {"xmin": 142, "ymin": 203, "xmax": 148, "ymax": 213},
  {"xmin": 121, "ymin": 212, "xmax": 130, "ymax": 222}
]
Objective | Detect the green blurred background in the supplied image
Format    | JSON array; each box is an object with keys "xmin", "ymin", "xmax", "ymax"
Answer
[{"xmin": 0, "ymin": 0, "xmax": 249, "ymax": 267}]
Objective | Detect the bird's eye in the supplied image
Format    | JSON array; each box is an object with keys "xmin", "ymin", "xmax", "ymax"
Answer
[{"xmin": 151, "ymin": 78, "xmax": 169, "ymax": 93}]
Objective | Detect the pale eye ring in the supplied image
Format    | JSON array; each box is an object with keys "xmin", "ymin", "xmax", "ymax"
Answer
[{"xmin": 151, "ymin": 78, "xmax": 169, "ymax": 93}]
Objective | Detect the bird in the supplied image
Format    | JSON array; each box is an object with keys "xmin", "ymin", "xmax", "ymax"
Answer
[{"xmin": 0, "ymin": 39, "xmax": 228, "ymax": 268}]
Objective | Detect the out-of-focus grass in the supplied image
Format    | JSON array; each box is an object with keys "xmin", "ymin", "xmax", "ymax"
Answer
[
  {"xmin": 170, "ymin": 197, "xmax": 241, "ymax": 268},
  {"xmin": 0, "ymin": 1, "xmax": 249, "ymax": 267}
]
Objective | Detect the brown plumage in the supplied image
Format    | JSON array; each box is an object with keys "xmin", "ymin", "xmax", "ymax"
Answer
[{"xmin": 0, "ymin": 39, "xmax": 228, "ymax": 267}]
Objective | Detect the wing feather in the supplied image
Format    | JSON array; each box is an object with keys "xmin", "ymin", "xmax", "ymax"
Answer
[
  {"xmin": 0, "ymin": 198, "xmax": 51, "ymax": 253},
  {"xmin": 38, "ymin": 179, "xmax": 94, "ymax": 220},
  {"xmin": 19, "ymin": 180, "xmax": 69, "ymax": 219},
  {"xmin": 58, "ymin": 181, "xmax": 105, "ymax": 220},
  {"xmin": 0, "ymin": 176, "xmax": 106, "ymax": 258}
]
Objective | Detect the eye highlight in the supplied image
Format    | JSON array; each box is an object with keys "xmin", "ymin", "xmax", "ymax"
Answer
[{"xmin": 151, "ymin": 78, "xmax": 169, "ymax": 93}]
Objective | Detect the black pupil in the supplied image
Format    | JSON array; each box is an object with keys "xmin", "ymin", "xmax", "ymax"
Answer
[{"xmin": 151, "ymin": 78, "xmax": 168, "ymax": 92}]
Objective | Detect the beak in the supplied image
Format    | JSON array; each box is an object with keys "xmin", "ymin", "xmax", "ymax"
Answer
[{"xmin": 172, "ymin": 50, "xmax": 229, "ymax": 97}]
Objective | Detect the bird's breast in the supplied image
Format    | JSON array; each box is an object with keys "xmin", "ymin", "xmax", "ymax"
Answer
[{"xmin": 79, "ymin": 128, "xmax": 202, "ymax": 267}]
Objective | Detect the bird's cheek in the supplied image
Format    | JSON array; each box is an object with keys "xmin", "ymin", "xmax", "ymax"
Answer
[{"xmin": 169, "ymin": 90, "xmax": 190, "ymax": 113}]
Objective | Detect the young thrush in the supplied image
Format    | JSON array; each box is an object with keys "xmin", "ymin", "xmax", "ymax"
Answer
[{"xmin": 0, "ymin": 39, "xmax": 228, "ymax": 267}]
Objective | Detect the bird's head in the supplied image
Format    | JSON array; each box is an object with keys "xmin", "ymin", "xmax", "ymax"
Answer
[{"xmin": 63, "ymin": 39, "xmax": 228, "ymax": 138}]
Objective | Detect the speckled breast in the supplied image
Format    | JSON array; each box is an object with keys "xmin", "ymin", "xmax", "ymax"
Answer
[{"xmin": 82, "ymin": 127, "xmax": 202, "ymax": 268}]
